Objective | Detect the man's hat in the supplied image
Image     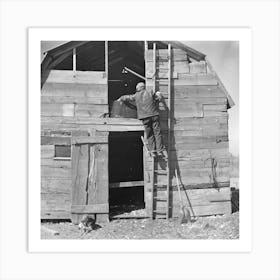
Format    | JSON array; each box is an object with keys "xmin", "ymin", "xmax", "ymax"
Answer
[{"xmin": 136, "ymin": 82, "xmax": 145, "ymax": 91}]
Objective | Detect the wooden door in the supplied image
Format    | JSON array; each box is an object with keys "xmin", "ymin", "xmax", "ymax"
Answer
[{"xmin": 71, "ymin": 131, "xmax": 109, "ymax": 224}]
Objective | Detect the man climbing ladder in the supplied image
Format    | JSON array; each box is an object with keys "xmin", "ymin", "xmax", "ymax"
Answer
[{"xmin": 118, "ymin": 82, "xmax": 166, "ymax": 157}]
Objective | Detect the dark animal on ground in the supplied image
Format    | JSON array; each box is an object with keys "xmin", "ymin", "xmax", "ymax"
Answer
[{"xmin": 78, "ymin": 215, "xmax": 96, "ymax": 237}]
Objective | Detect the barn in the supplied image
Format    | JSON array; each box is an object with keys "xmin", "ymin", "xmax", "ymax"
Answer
[{"xmin": 41, "ymin": 41, "xmax": 234, "ymax": 223}]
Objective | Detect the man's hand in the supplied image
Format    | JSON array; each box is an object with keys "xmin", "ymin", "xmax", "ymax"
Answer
[
  {"xmin": 117, "ymin": 97, "xmax": 123, "ymax": 102},
  {"xmin": 155, "ymin": 91, "xmax": 163, "ymax": 100}
]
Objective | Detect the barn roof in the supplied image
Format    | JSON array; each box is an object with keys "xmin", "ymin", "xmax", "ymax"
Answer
[
  {"xmin": 42, "ymin": 40, "xmax": 206, "ymax": 61},
  {"xmin": 41, "ymin": 41, "xmax": 234, "ymax": 108},
  {"xmin": 41, "ymin": 40, "xmax": 206, "ymax": 69}
]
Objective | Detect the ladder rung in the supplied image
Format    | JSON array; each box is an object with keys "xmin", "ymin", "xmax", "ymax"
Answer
[
  {"xmin": 153, "ymin": 211, "xmax": 167, "ymax": 215},
  {"xmin": 154, "ymin": 170, "xmax": 168, "ymax": 175},
  {"xmin": 154, "ymin": 197, "xmax": 167, "ymax": 201},
  {"xmin": 154, "ymin": 184, "xmax": 167, "ymax": 188}
]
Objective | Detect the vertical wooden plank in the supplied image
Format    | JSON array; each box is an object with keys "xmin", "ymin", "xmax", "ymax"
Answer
[
  {"xmin": 152, "ymin": 43, "xmax": 156, "ymax": 93},
  {"xmin": 71, "ymin": 144, "xmax": 80, "ymax": 224},
  {"xmin": 144, "ymin": 41, "xmax": 148, "ymax": 85},
  {"xmin": 73, "ymin": 48, "xmax": 76, "ymax": 76},
  {"xmin": 152, "ymin": 42, "xmax": 156, "ymax": 219},
  {"xmin": 143, "ymin": 147, "xmax": 147, "ymax": 205},
  {"xmin": 71, "ymin": 144, "xmax": 89, "ymax": 224},
  {"xmin": 95, "ymin": 142, "xmax": 109, "ymax": 222},
  {"xmin": 87, "ymin": 144, "xmax": 97, "ymax": 204},
  {"xmin": 167, "ymin": 43, "xmax": 172, "ymax": 219},
  {"xmin": 151, "ymin": 156, "xmax": 155, "ymax": 219},
  {"xmin": 105, "ymin": 41, "xmax": 109, "ymax": 109},
  {"xmin": 105, "ymin": 41, "xmax": 108, "ymax": 80}
]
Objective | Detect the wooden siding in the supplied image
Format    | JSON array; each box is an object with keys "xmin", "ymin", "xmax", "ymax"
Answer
[
  {"xmin": 41, "ymin": 46, "xmax": 232, "ymax": 220},
  {"xmin": 41, "ymin": 70, "xmax": 108, "ymax": 122},
  {"xmin": 41, "ymin": 116, "xmax": 144, "ymax": 132},
  {"xmin": 144, "ymin": 47, "xmax": 231, "ymax": 217},
  {"xmin": 41, "ymin": 145, "xmax": 71, "ymax": 219}
]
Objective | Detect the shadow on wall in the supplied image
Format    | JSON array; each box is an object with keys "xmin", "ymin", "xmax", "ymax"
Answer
[{"xmin": 159, "ymin": 81, "xmax": 196, "ymax": 218}]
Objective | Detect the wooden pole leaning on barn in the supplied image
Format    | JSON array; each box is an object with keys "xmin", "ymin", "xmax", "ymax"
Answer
[
  {"xmin": 166, "ymin": 43, "xmax": 172, "ymax": 219},
  {"xmin": 151, "ymin": 42, "xmax": 157, "ymax": 219}
]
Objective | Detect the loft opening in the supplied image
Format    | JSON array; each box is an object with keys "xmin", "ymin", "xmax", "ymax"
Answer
[
  {"xmin": 109, "ymin": 131, "xmax": 144, "ymax": 214},
  {"xmin": 53, "ymin": 41, "xmax": 105, "ymax": 71},
  {"xmin": 108, "ymin": 41, "xmax": 145, "ymax": 117}
]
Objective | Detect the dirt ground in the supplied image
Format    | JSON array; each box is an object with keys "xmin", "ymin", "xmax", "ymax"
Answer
[{"xmin": 41, "ymin": 209, "xmax": 239, "ymax": 240}]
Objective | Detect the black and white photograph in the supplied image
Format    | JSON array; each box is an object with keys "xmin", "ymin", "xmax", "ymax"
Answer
[
  {"xmin": 1, "ymin": 0, "xmax": 280, "ymax": 279},
  {"xmin": 40, "ymin": 40, "xmax": 239, "ymax": 240}
]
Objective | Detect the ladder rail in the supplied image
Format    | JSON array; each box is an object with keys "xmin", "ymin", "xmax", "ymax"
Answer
[
  {"xmin": 166, "ymin": 43, "xmax": 172, "ymax": 219},
  {"xmin": 143, "ymin": 42, "xmax": 171, "ymax": 220}
]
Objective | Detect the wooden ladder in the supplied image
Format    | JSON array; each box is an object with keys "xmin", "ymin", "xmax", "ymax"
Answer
[
  {"xmin": 142, "ymin": 42, "xmax": 172, "ymax": 219},
  {"xmin": 141, "ymin": 137, "xmax": 170, "ymax": 219}
]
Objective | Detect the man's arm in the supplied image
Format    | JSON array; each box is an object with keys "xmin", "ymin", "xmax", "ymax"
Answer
[{"xmin": 117, "ymin": 94, "xmax": 136, "ymax": 102}]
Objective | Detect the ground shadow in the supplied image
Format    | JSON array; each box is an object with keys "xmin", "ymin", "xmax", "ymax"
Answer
[{"xmin": 231, "ymin": 187, "xmax": 239, "ymax": 213}]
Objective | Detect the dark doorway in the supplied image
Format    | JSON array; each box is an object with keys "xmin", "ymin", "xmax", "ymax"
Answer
[{"xmin": 109, "ymin": 131, "xmax": 145, "ymax": 216}]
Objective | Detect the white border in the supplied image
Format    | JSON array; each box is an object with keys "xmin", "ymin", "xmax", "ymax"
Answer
[{"xmin": 28, "ymin": 27, "xmax": 252, "ymax": 253}]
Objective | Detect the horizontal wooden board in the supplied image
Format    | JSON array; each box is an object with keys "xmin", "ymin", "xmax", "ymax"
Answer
[
  {"xmin": 145, "ymin": 158, "xmax": 230, "ymax": 171},
  {"xmin": 165, "ymin": 97, "xmax": 227, "ymax": 106},
  {"xmin": 41, "ymin": 165, "xmax": 71, "ymax": 179},
  {"xmin": 146, "ymin": 61, "xmax": 207, "ymax": 74},
  {"xmin": 151, "ymin": 85, "xmax": 226, "ymax": 98},
  {"xmin": 189, "ymin": 62, "xmax": 208, "ymax": 74},
  {"xmin": 146, "ymin": 70, "xmax": 178, "ymax": 79},
  {"xmin": 44, "ymin": 70, "xmax": 107, "ymax": 84},
  {"xmin": 146, "ymin": 61, "xmax": 190, "ymax": 73},
  {"xmin": 42, "ymin": 83, "xmax": 107, "ymax": 99},
  {"xmin": 41, "ymin": 136, "xmax": 71, "ymax": 145},
  {"xmin": 146, "ymin": 170, "xmax": 229, "ymax": 185},
  {"xmin": 160, "ymin": 122, "xmax": 228, "ymax": 133},
  {"xmin": 71, "ymin": 136, "xmax": 108, "ymax": 144},
  {"xmin": 162, "ymin": 135, "xmax": 229, "ymax": 145},
  {"xmin": 41, "ymin": 95, "xmax": 108, "ymax": 105},
  {"xmin": 41, "ymin": 123, "xmax": 144, "ymax": 132},
  {"xmin": 145, "ymin": 148, "xmax": 230, "ymax": 162},
  {"xmin": 41, "ymin": 116, "xmax": 142, "ymax": 126},
  {"xmin": 71, "ymin": 204, "xmax": 109, "ymax": 214},
  {"xmin": 147, "ymin": 74, "xmax": 218, "ymax": 86},
  {"xmin": 145, "ymin": 49, "xmax": 188, "ymax": 61},
  {"xmin": 203, "ymin": 111, "xmax": 228, "ymax": 117},
  {"xmin": 109, "ymin": 181, "xmax": 144, "ymax": 188},
  {"xmin": 41, "ymin": 103, "xmax": 75, "ymax": 117},
  {"xmin": 41, "ymin": 116, "xmax": 227, "ymax": 134},
  {"xmin": 41, "ymin": 158, "xmax": 71, "ymax": 168},
  {"xmin": 41, "ymin": 103, "xmax": 108, "ymax": 118},
  {"xmin": 166, "ymin": 140, "xmax": 228, "ymax": 151},
  {"xmin": 159, "ymin": 115, "xmax": 228, "ymax": 130},
  {"xmin": 41, "ymin": 193, "xmax": 71, "ymax": 210},
  {"xmin": 41, "ymin": 145, "xmax": 54, "ymax": 159},
  {"xmin": 42, "ymin": 130, "xmax": 72, "ymax": 136},
  {"xmin": 166, "ymin": 201, "xmax": 231, "ymax": 217},
  {"xmin": 153, "ymin": 187, "xmax": 231, "ymax": 207},
  {"xmin": 41, "ymin": 116, "xmax": 144, "ymax": 131},
  {"xmin": 159, "ymin": 103, "xmax": 204, "ymax": 118},
  {"xmin": 41, "ymin": 178, "xmax": 71, "ymax": 193},
  {"xmin": 41, "ymin": 210, "xmax": 70, "ymax": 220},
  {"xmin": 74, "ymin": 104, "xmax": 108, "ymax": 117},
  {"xmin": 164, "ymin": 129, "xmax": 227, "ymax": 137},
  {"xmin": 203, "ymin": 104, "xmax": 227, "ymax": 112}
]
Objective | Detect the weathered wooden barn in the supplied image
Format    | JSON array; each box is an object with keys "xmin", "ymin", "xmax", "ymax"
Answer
[{"xmin": 41, "ymin": 41, "xmax": 234, "ymax": 223}]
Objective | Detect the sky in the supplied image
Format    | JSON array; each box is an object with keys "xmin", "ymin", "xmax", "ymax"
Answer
[{"xmin": 41, "ymin": 41, "xmax": 239, "ymax": 156}]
